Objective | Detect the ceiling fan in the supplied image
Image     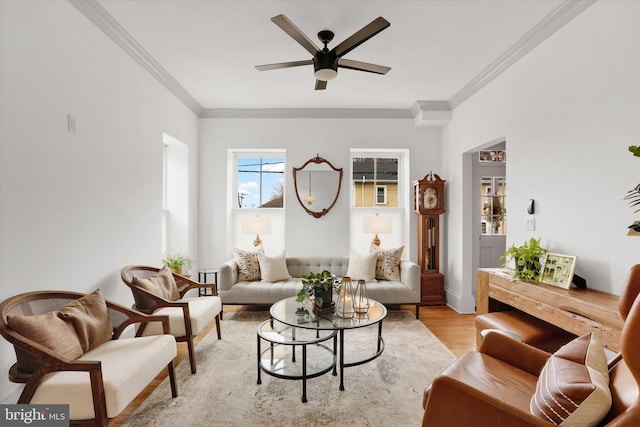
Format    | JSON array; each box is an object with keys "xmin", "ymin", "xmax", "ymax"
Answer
[{"xmin": 255, "ymin": 14, "xmax": 391, "ymax": 90}]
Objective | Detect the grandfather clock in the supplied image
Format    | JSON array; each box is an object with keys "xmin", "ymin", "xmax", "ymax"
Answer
[{"xmin": 413, "ymin": 172, "xmax": 446, "ymax": 305}]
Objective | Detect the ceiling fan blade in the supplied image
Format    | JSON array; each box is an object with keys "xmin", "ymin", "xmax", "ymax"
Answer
[
  {"xmin": 255, "ymin": 59, "xmax": 313, "ymax": 71},
  {"xmin": 338, "ymin": 59, "xmax": 391, "ymax": 75},
  {"xmin": 315, "ymin": 80, "xmax": 327, "ymax": 90},
  {"xmin": 271, "ymin": 14, "xmax": 320, "ymax": 56},
  {"xmin": 332, "ymin": 17, "xmax": 390, "ymax": 58}
]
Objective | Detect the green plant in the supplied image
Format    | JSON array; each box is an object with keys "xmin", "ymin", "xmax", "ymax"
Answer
[
  {"xmin": 625, "ymin": 146, "xmax": 640, "ymax": 233},
  {"xmin": 295, "ymin": 270, "xmax": 340, "ymax": 308},
  {"xmin": 500, "ymin": 237, "xmax": 548, "ymax": 281},
  {"xmin": 161, "ymin": 253, "xmax": 192, "ymax": 270}
]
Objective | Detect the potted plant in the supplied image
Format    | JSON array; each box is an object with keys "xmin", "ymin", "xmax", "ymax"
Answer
[
  {"xmin": 625, "ymin": 145, "xmax": 640, "ymax": 233},
  {"xmin": 295, "ymin": 270, "xmax": 340, "ymax": 309},
  {"xmin": 161, "ymin": 252, "xmax": 192, "ymax": 275},
  {"xmin": 500, "ymin": 237, "xmax": 548, "ymax": 281}
]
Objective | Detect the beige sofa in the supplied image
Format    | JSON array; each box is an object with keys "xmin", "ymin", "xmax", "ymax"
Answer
[{"xmin": 217, "ymin": 255, "xmax": 422, "ymax": 317}]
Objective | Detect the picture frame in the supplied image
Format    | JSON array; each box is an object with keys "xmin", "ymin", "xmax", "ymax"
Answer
[{"xmin": 539, "ymin": 253, "xmax": 577, "ymax": 289}]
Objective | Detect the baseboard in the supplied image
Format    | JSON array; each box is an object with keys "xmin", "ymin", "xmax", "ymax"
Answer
[{"xmin": 444, "ymin": 289, "xmax": 476, "ymax": 314}]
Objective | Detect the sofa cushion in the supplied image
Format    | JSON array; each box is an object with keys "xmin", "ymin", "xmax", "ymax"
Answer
[
  {"xmin": 7, "ymin": 311, "xmax": 83, "ymax": 362},
  {"xmin": 132, "ymin": 266, "xmax": 180, "ymax": 310},
  {"xmin": 233, "ymin": 245, "xmax": 264, "ymax": 281},
  {"xmin": 30, "ymin": 334, "xmax": 177, "ymax": 420},
  {"xmin": 370, "ymin": 245, "xmax": 404, "ymax": 281},
  {"xmin": 346, "ymin": 251, "xmax": 377, "ymax": 282},
  {"xmin": 258, "ymin": 251, "xmax": 291, "ymax": 282},
  {"xmin": 58, "ymin": 289, "xmax": 112, "ymax": 352},
  {"xmin": 530, "ymin": 333, "xmax": 611, "ymax": 427}
]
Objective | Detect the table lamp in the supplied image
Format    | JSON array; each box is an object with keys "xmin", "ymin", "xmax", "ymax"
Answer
[
  {"xmin": 242, "ymin": 215, "xmax": 272, "ymax": 247},
  {"xmin": 362, "ymin": 214, "xmax": 392, "ymax": 246}
]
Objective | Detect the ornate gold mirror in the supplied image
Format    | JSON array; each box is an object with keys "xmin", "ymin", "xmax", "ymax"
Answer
[{"xmin": 293, "ymin": 155, "xmax": 343, "ymax": 218}]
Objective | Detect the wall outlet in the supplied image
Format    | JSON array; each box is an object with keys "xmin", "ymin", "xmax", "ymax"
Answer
[{"xmin": 525, "ymin": 217, "xmax": 535, "ymax": 231}]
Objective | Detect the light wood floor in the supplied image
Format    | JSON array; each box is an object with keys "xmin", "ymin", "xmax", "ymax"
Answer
[{"xmin": 109, "ymin": 304, "xmax": 476, "ymax": 426}]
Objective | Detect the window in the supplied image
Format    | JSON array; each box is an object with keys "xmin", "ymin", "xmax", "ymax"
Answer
[
  {"xmin": 349, "ymin": 149, "xmax": 409, "ymax": 258},
  {"xmin": 375, "ymin": 185, "xmax": 387, "ymax": 204},
  {"xmin": 352, "ymin": 157, "xmax": 398, "ymax": 208},
  {"xmin": 480, "ymin": 176, "xmax": 507, "ymax": 235},
  {"xmin": 235, "ymin": 155, "xmax": 285, "ymax": 208}
]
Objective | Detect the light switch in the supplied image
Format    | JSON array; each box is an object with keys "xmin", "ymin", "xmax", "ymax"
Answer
[
  {"xmin": 67, "ymin": 114, "xmax": 76, "ymax": 133},
  {"xmin": 525, "ymin": 217, "xmax": 535, "ymax": 231}
]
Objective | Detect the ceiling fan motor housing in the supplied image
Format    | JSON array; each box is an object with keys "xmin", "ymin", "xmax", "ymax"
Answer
[{"xmin": 314, "ymin": 51, "xmax": 338, "ymax": 81}]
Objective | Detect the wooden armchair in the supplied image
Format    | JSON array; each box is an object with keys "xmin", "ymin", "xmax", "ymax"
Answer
[
  {"xmin": 422, "ymin": 264, "xmax": 640, "ymax": 427},
  {"xmin": 121, "ymin": 265, "xmax": 222, "ymax": 374},
  {"xmin": 0, "ymin": 290, "xmax": 178, "ymax": 427}
]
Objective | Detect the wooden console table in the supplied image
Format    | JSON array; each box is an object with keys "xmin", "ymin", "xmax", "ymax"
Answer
[{"xmin": 477, "ymin": 268, "xmax": 624, "ymax": 352}]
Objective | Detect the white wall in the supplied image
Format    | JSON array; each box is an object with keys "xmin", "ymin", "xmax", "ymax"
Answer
[
  {"xmin": 198, "ymin": 118, "xmax": 440, "ymax": 266},
  {"xmin": 0, "ymin": 1, "xmax": 199, "ymax": 400},
  {"xmin": 441, "ymin": 0, "xmax": 640, "ymax": 312}
]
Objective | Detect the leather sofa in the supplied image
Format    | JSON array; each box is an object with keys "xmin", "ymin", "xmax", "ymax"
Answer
[
  {"xmin": 421, "ymin": 264, "xmax": 640, "ymax": 427},
  {"xmin": 217, "ymin": 255, "xmax": 422, "ymax": 317}
]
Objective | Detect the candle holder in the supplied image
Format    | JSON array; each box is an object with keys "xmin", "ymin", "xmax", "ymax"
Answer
[
  {"xmin": 354, "ymin": 279, "xmax": 370, "ymax": 314},
  {"xmin": 336, "ymin": 277, "xmax": 355, "ymax": 318}
]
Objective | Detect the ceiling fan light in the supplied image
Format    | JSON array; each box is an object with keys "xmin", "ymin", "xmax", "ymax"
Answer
[{"xmin": 314, "ymin": 68, "xmax": 338, "ymax": 81}]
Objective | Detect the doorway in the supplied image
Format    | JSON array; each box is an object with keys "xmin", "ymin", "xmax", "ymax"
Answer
[{"xmin": 471, "ymin": 141, "xmax": 507, "ymax": 296}]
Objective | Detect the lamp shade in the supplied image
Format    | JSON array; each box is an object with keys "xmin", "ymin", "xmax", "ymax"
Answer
[
  {"xmin": 362, "ymin": 215, "xmax": 392, "ymax": 235},
  {"xmin": 241, "ymin": 216, "xmax": 272, "ymax": 235}
]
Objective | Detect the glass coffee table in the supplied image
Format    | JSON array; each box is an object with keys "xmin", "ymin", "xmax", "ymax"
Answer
[{"xmin": 257, "ymin": 296, "xmax": 387, "ymax": 402}]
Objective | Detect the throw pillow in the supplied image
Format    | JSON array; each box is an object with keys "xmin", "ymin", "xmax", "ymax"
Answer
[
  {"xmin": 346, "ymin": 250, "xmax": 377, "ymax": 282},
  {"xmin": 233, "ymin": 244, "xmax": 264, "ymax": 281},
  {"xmin": 258, "ymin": 251, "xmax": 291, "ymax": 282},
  {"xmin": 530, "ymin": 333, "xmax": 611, "ymax": 427},
  {"xmin": 7, "ymin": 311, "xmax": 83, "ymax": 362},
  {"xmin": 58, "ymin": 289, "xmax": 113, "ymax": 353},
  {"xmin": 370, "ymin": 244, "xmax": 404, "ymax": 280},
  {"xmin": 132, "ymin": 266, "xmax": 180, "ymax": 310}
]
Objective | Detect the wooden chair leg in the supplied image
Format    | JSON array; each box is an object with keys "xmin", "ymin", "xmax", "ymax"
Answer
[
  {"xmin": 187, "ymin": 336, "xmax": 197, "ymax": 374},
  {"xmin": 167, "ymin": 361, "xmax": 178, "ymax": 397},
  {"xmin": 215, "ymin": 314, "xmax": 222, "ymax": 339}
]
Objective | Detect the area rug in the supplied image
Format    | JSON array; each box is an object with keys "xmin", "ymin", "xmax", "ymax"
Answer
[{"xmin": 123, "ymin": 311, "xmax": 456, "ymax": 426}]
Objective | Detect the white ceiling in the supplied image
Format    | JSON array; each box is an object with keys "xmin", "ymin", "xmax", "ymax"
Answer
[{"xmin": 93, "ymin": 0, "xmax": 573, "ymax": 113}]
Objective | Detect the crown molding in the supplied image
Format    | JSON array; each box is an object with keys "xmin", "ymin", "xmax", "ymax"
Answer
[
  {"xmin": 448, "ymin": 0, "xmax": 596, "ymax": 109},
  {"xmin": 69, "ymin": 0, "xmax": 203, "ymax": 116},
  {"xmin": 71, "ymin": 0, "xmax": 593, "ymax": 119},
  {"xmin": 200, "ymin": 108, "xmax": 412, "ymax": 119},
  {"xmin": 410, "ymin": 101, "xmax": 452, "ymax": 127}
]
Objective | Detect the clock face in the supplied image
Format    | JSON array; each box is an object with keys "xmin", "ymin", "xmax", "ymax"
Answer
[{"xmin": 424, "ymin": 187, "xmax": 438, "ymax": 209}]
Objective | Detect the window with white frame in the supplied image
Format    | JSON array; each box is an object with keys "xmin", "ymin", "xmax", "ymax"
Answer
[
  {"xmin": 350, "ymin": 150, "xmax": 409, "ymax": 257},
  {"xmin": 235, "ymin": 154, "xmax": 285, "ymax": 209},
  {"xmin": 352, "ymin": 156, "xmax": 398, "ymax": 208},
  {"xmin": 375, "ymin": 185, "xmax": 388, "ymax": 204}
]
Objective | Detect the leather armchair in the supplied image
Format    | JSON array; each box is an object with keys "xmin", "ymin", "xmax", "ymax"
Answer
[{"xmin": 422, "ymin": 265, "xmax": 640, "ymax": 427}]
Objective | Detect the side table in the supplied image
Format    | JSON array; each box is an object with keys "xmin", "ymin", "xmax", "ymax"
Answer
[
  {"xmin": 257, "ymin": 319, "xmax": 337, "ymax": 403},
  {"xmin": 197, "ymin": 267, "xmax": 219, "ymax": 297}
]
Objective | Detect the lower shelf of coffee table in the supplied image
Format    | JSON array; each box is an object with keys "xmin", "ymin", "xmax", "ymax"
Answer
[{"xmin": 259, "ymin": 343, "xmax": 336, "ymax": 379}]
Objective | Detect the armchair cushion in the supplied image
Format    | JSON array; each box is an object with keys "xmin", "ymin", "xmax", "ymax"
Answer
[
  {"xmin": 233, "ymin": 245, "xmax": 264, "ymax": 281},
  {"xmin": 29, "ymin": 334, "xmax": 176, "ymax": 420},
  {"xmin": 370, "ymin": 244, "xmax": 404, "ymax": 281},
  {"xmin": 139, "ymin": 297, "xmax": 222, "ymax": 337},
  {"xmin": 132, "ymin": 266, "xmax": 180, "ymax": 309},
  {"xmin": 58, "ymin": 289, "xmax": 112, "ymax": 352},
  {"xmin": 7, "ymin": 311, "xmax": 83, "ymax": 364},
  {"xmin": 258, "ymin": 251, "xmax": 291, "ymax": 282},
  {"xmin": 530, "ymin": 333, "xmax": 611, "ymax": 427},
  {"xmin": 346, "ymin": 250, "xmax": 377, "ymax": 282}
]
